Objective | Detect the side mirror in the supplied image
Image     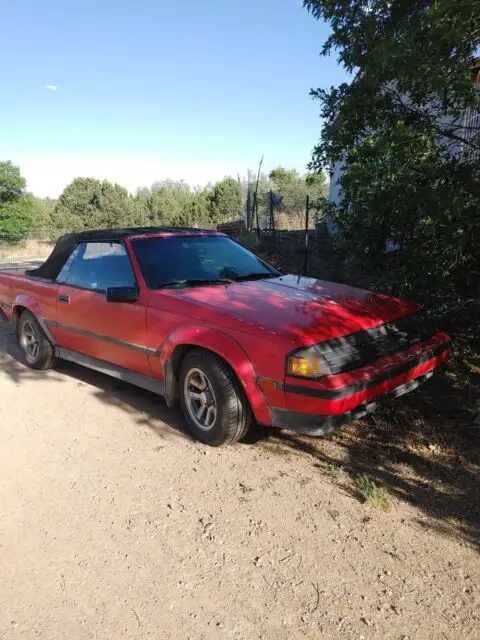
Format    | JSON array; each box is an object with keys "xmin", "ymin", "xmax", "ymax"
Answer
[{"xmin": 106, "ymin": 286, "xmax": 139, "ymax": 303}]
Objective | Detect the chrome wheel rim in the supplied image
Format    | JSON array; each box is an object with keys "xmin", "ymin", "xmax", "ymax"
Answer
[
  {"xmin": 21, "ymin": 320, "xmax": 40, "ymax": 362},
  {"xmin": 184, "ymin": 368, "xmax": 217, "ymax": 431}
]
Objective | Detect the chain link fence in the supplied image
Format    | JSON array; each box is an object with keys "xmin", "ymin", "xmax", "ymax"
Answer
[
  {"xmin": 0, "ymin": 234, "xmax": 58, "ymax": 264},
  {"xmin": 246, "ymin": 188, "xmax": 326, "ymax": 233},
  {"xmin": 0, "ymin": 193, "xmax": 329, "ymax": 272},
  {"xmin": 247, "ymin": 190, "xmax": 328, "ymax": 271},
  {"xmin": 206, "ymin": 187, "xmax": 324, "ymax": 276}
]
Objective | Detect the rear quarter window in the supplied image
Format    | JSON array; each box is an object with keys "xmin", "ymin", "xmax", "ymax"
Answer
[{"xmin": 56, "ymin": 245, "xmax": 80, "ymax": 283}]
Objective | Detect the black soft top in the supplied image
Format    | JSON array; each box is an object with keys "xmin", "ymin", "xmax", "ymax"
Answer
[{"xmin": 27, "ymin": 226, "xmax": 213, "ymax": 281}]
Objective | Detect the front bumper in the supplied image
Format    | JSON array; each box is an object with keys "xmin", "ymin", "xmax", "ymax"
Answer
[{"xmin": 271, "ymin": 332, "xmax": 450, "ymax": 435}]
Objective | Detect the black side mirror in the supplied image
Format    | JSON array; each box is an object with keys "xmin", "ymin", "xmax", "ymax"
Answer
[{"xmin": 106, "ymin": 286, "xmax": 139, "ymax": 303}]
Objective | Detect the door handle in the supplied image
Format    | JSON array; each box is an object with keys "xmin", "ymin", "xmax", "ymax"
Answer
[{"xmin": 59, "ymin": 294, "xmax": 70, "ymax": 304}]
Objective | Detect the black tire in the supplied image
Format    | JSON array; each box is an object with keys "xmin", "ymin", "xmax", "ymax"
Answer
[
  {"xmin": 18, "ymin": 310, "xmax": 57, "ymax": 370},
  {"xmin": 179, "ymin": 349, "xmax": 252, "ymax": 446}
]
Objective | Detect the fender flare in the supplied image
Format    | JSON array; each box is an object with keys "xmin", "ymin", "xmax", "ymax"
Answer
[
  {"xmin": 13, "ymin": 295, "xmax": 43, "ymax": 322},
  {"xmin": 12, "ymin": 295, "xmax": 56, "ymax": 343},
  {"xmin": 159, "ymin": 326, "xmax": 272, "ymax": 425}
]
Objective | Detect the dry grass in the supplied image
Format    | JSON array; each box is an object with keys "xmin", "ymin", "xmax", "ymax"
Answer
[
  {"xmin": 254, "ymin": 239, "xmax": 480, "ymax": 545},
  {"xmin": 274, "ymin": 212, "xmax": 317, "ymax": 230},
  {"xmin": 0, "ymin": 239, "xmax": 54, "ymax": 263}
]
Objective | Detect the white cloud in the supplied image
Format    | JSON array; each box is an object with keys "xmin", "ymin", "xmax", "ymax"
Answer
[
  {"xmin": 13, "ymin": 154, "xmax": 250, "ymax": 198},
  {"xmin": 44, "ymin": 84, "xmax": 58, "ymax": 92}
]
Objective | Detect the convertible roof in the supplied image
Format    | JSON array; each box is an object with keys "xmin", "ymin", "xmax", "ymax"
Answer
[{"xmin": 27, "ymin": 226, "xmax": 216, "ymax": 281}]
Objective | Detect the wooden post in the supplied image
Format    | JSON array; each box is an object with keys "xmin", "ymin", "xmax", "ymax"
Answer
[{"xmin": 304, "ymin": 195, "xmax": 310, "ymax": 276}]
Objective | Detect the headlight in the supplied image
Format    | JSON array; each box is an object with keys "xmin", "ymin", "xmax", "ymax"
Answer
[{"xmin": 287, "ymin": 346, "xmax": 331, "ymax": 379}]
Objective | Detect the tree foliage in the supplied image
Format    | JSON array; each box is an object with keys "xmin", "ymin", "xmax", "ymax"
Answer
[
  {"xmin": 2, "ymin": 160, "xmax": 329, "ymax": 238},
  {"xmin": 48, "ymin": 176, "xmax": 244, "ymax": 232},
  {"xmin": 53, "ymin": 178, "xmax": 139, "ymax": 231},
  {"xmin": 144, "ymin": 180, "xmax": 207, "ymax": 227},
  {"xmin": 267, "ymin": 167, "xmax": 328, "ymax": 224},
  {"xmin": 32, "ymin": 197, "xmax": 57, "ymax": 233},
  {"xmin": 304, "ymin": 0, "xmax": 480, "ymax": 312},
  {"xmin": 208, "ymin": 177, "xmax": 242, "ymax": 224},
  {"xmin": 0, "ymin": 161, "xmax": 35, "ymax": 235}
]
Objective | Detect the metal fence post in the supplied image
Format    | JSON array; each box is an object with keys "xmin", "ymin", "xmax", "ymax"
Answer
[
  {"xmin": 254, "ymin": 192, "xmax": 260, "ymax": 241},
  {"xmin": 304, "ymin": 196, "xmax": 310, "ymax": 276},
  {"xmin": 269, "ymin": 190, "xmax": 276, "ymax": 247},
  {"xmin": 246, "ymin": 187, "xmax": 252, "ymax": 232},
  {"xmin": 253, "ymin": 155, "xmax": 264, "ymax": 242}
]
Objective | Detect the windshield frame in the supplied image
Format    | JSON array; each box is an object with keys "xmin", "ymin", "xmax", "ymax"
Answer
[{"xmin": 128, "ymin": 233, "xmax": 281, "ymax": 290}]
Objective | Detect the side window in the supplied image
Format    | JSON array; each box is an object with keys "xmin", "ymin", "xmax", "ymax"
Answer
[
  {"xmin": 64, "ymin": 242, "xmax": 136, "ymax": 292},
  {"xmin": 56, "ymin": 245, "xmax": 80, "ymax": 283}
]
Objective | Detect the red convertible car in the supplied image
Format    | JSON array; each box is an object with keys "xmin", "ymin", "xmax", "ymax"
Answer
[{"xmin": 0, "ymin": 227, "xmax": 450, "ymax": 445}]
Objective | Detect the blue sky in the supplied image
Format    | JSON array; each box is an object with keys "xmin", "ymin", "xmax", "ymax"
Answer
[{"xmin": 1, "ymin": 0, "xmax": 348, "ymax": 197}]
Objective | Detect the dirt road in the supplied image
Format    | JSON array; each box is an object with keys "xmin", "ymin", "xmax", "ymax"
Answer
[{"xmin": 0, "ymin": 314, "xmax": 479, "ymax": 639}]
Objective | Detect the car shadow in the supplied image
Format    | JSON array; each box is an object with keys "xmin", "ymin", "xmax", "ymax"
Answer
[
  {"xmin": 0, "ymin": 320, "xmax": 190, "ymax": 442},
  {"xmin": 1, "ymin": 319, "xmax": 479, "ymax": 548},
  {"xmin": 57, "ymin": 360, "xmax": 190, "ymax": 441},
  {"xmin": 248, "ymin": 367, "xmax": 480, "ymax": 550}
]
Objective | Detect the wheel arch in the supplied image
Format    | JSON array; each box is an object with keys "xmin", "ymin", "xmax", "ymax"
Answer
[
  {"xmin": 159, "ymin": 327, "xmax": 272, "ymax": 425},
  {"xmin": 12, "ymin": 295, "xmax": 44, "ymax": 328},
  {"xmin": 12, "ymin": 304, "xmax": 29, "ymax": 328},
  {"xmin": 13, "ymin": 299, "xmax": 56, "ymax": 345}
]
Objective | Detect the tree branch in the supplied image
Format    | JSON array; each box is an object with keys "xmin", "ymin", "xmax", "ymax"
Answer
[{"xmin": 387, "ymin": 87, "xmax": 479, "ymax": 149}]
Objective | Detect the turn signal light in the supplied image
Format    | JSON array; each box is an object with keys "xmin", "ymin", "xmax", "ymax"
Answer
[{"xmin": 287, "ymin": 348, "xmax": 330, "ymax": 379}]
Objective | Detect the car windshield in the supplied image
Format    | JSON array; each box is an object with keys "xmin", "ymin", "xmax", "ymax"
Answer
[{"xmin": 131, "ymin": 235, "xmax": 280, "ymax": 289}]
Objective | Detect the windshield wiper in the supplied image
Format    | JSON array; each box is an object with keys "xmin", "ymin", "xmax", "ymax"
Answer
[
  {"xmin": 156, "ymin": 278, "xmax": 234, "ymax": 289},
  {"xmin": 233, "ymin": 272, "xmax": 279, "ymax": 282}
]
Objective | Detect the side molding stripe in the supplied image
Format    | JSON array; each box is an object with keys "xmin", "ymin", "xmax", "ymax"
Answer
[
  {"xmin": 57, "ymin": 348, "xmax": 165, "ymax": 395},
  {"xmin": 46, "ymin": 320, "xmax": 159, "ymax": 356}
]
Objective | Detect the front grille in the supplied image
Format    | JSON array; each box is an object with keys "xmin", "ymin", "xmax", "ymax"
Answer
[{"xmin": 317, "ymin": 314, "xmax": 435, "ymax": 375}]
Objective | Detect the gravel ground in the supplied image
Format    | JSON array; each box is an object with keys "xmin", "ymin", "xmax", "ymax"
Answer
[{"xmin": 0, "ymin": 275, "xmax": 479, "ymax": 639}]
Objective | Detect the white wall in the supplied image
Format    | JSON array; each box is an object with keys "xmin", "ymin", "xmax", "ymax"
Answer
[{"xmin": 327, "ymin": 160, "xmax": 344, "ymax": 235}]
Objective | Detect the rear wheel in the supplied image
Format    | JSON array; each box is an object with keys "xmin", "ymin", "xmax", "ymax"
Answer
[
  {"xmin": 179, "ymin": 349, "xmax": 252, "ymax": 446},
  {"xmin": 18, "ymin": 310, "xmax": 56, "ymax": 370}
]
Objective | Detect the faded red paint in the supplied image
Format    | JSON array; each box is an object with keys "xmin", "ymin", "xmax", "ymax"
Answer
[{"xmin": 0, "ymin": 231, "xmax": 450, "ymax": 430}]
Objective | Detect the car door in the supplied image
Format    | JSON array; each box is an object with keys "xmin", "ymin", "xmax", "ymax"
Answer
[{"xmin": 55, "ymin": 241, "xmax": 152, "ymax": 376}]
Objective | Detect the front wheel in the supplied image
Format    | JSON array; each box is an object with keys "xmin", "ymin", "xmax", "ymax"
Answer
[
  {"xmin": 18, "ymin": 310, "xmax": 57, "ymax": 370},
  {"xmin": 179, "ymin": 349, "xmax": 252, "ymax": 446}
]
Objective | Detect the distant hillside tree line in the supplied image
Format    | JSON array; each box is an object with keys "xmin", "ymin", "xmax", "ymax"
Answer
[{"xmin": 0, "ymin": 161, "xmax": 328, "ymax": 237}]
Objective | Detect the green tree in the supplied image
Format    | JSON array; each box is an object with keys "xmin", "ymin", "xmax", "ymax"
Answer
[
  {"xmin": 268, "ymin": 167, "xmax": 328, "ymax": 225},
  {"xmin": 208, "ymin": 177, "xmax": 242, "ymax": 224},
  {"xmin": 31, "ymin": 197, "xmax": 58, "ymax": 235},
  {"xmin": 269, "ymin": 167, "xmax": 301, "ymax": 193},
  {"xmin": 54, "ymin": 178, "xmax": 137, "ymax": 231},
  {"xmin": 305, "ymin": 171, "xmax": 328, "ymax": 201},
  {"xmin": 0, "ymin": 161, "xmax": 35, "ymax": 235},
  {"xmin": 269, "ymin": 167, "xmax": 328, "ymax": 200},
  {"xmin": 304, "ymin": 0, "xmax": 480, "ymax": 307},
  {"xmin": 189, "ymin": 186, "xmax": 211, "ymax": 227},
  {"xmin": 145, "ymin": 180, "xmax": 202, "ymax": 226},
  {"xmin": 130, "ymin": 192, "xmax": 150, "ymax": 226}
]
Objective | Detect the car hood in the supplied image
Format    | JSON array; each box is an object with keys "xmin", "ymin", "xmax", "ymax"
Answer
[{"xmin": 171, "ymin": 275, "xmax": 421, "ymax": 346}]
